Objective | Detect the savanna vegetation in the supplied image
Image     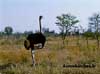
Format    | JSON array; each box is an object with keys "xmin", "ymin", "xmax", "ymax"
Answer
[{"xmin": 0, "ymin": 13, "xmax": 100, "ymax": 74}]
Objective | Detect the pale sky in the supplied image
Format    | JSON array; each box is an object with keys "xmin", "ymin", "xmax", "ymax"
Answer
[{"xmin": 0, "ymin": 0, "xmax": 100, "ymax": 33}]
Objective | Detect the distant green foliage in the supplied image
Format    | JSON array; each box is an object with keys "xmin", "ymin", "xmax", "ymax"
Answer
[
  {"xmin": 4, "ymin": 26, "xmax": 13, "ymax": 36},
  {"xmin": 83, "ymin": 32, "xmax": 94, "ymax": 38},
  {"xmin": 42, "ymin": 28, "xmax": 57, "ymax": 37}
]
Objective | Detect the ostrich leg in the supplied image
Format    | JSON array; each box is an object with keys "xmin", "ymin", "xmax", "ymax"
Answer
[{"xmin": 31, "ymin": 49, "xmax": 35, "ymax": 66}]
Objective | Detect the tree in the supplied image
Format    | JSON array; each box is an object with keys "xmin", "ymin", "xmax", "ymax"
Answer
[
  {"xmin": 4, "ymin": 26, "xmax": 13, "ymax": 36},
  {"xmin": 89, "ymin": 13, "xmax": 100, "ymax": 48},
  {"xmin": 56, "ymin": 13, "xmax": 79, "ymax": 46}
]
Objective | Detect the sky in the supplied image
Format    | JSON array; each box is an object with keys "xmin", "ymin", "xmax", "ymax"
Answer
[{"xmin": 0, "ymin": 0, "xmax": 100, "ymax": 33}]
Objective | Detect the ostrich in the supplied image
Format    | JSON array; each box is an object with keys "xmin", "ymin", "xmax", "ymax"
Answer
[{"xmin": 24, "ymin": 16, "xmax": 46, "ymax": 66}]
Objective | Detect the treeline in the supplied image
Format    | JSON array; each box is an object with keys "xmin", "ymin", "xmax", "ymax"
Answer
[
  {"xmin": 0, "ymin": 26, "xmax": 58, "ymax": 38},
  {"xmin": 0, "ymin": 12, "xmax": 100, "ymax": 48}
]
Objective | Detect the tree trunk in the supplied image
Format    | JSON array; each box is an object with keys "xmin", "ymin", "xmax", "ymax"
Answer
[
  {"xmin": 77, "ymin": 35, "xmax": 80, "ymax": 46},
  {"xmin": 86, "ymin": 37, "xmax": 89, "ymax": 49},
  {"xmin": 97, "ymin": 36, "xmax": 99, "ymax": 49}
]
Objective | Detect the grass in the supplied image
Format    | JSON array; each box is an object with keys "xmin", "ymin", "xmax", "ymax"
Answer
[{"xmin": 0, "ymin": 36, "xmax": 100, "ymax": 74}]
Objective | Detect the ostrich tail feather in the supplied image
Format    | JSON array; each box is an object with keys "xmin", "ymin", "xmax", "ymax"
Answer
[{"xmin": 24, "ymin": 39, "xmax": 30, "ymax": 50}]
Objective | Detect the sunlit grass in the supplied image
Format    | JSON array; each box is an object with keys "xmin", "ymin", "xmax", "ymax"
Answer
[{"xmin": 0, "ymin": 36, "xmax": 99, "ymax": 74}]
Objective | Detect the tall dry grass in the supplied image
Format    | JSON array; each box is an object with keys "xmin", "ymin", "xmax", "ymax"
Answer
[{"xmin": 0, "ymin": 36, "xmax": 99, "ymax": 74}]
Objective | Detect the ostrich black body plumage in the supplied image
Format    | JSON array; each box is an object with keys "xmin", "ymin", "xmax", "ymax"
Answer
[
  {"xmin": 25, "ymin": 33, "xmax": 46, "ymax": 49},
  {"xmin": 24, "ymin": 16, "xmax": 46, "ymax": 50}
]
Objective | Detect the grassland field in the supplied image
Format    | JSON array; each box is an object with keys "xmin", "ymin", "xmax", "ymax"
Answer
[{"xmin": 0, "ymin": 36, "xmax": 99, "ymax": 74}]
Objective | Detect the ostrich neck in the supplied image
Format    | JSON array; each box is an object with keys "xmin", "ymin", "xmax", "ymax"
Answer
[{"xmin": 39, "ymin": 19, "xmax": 42, "ymax": 33}]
